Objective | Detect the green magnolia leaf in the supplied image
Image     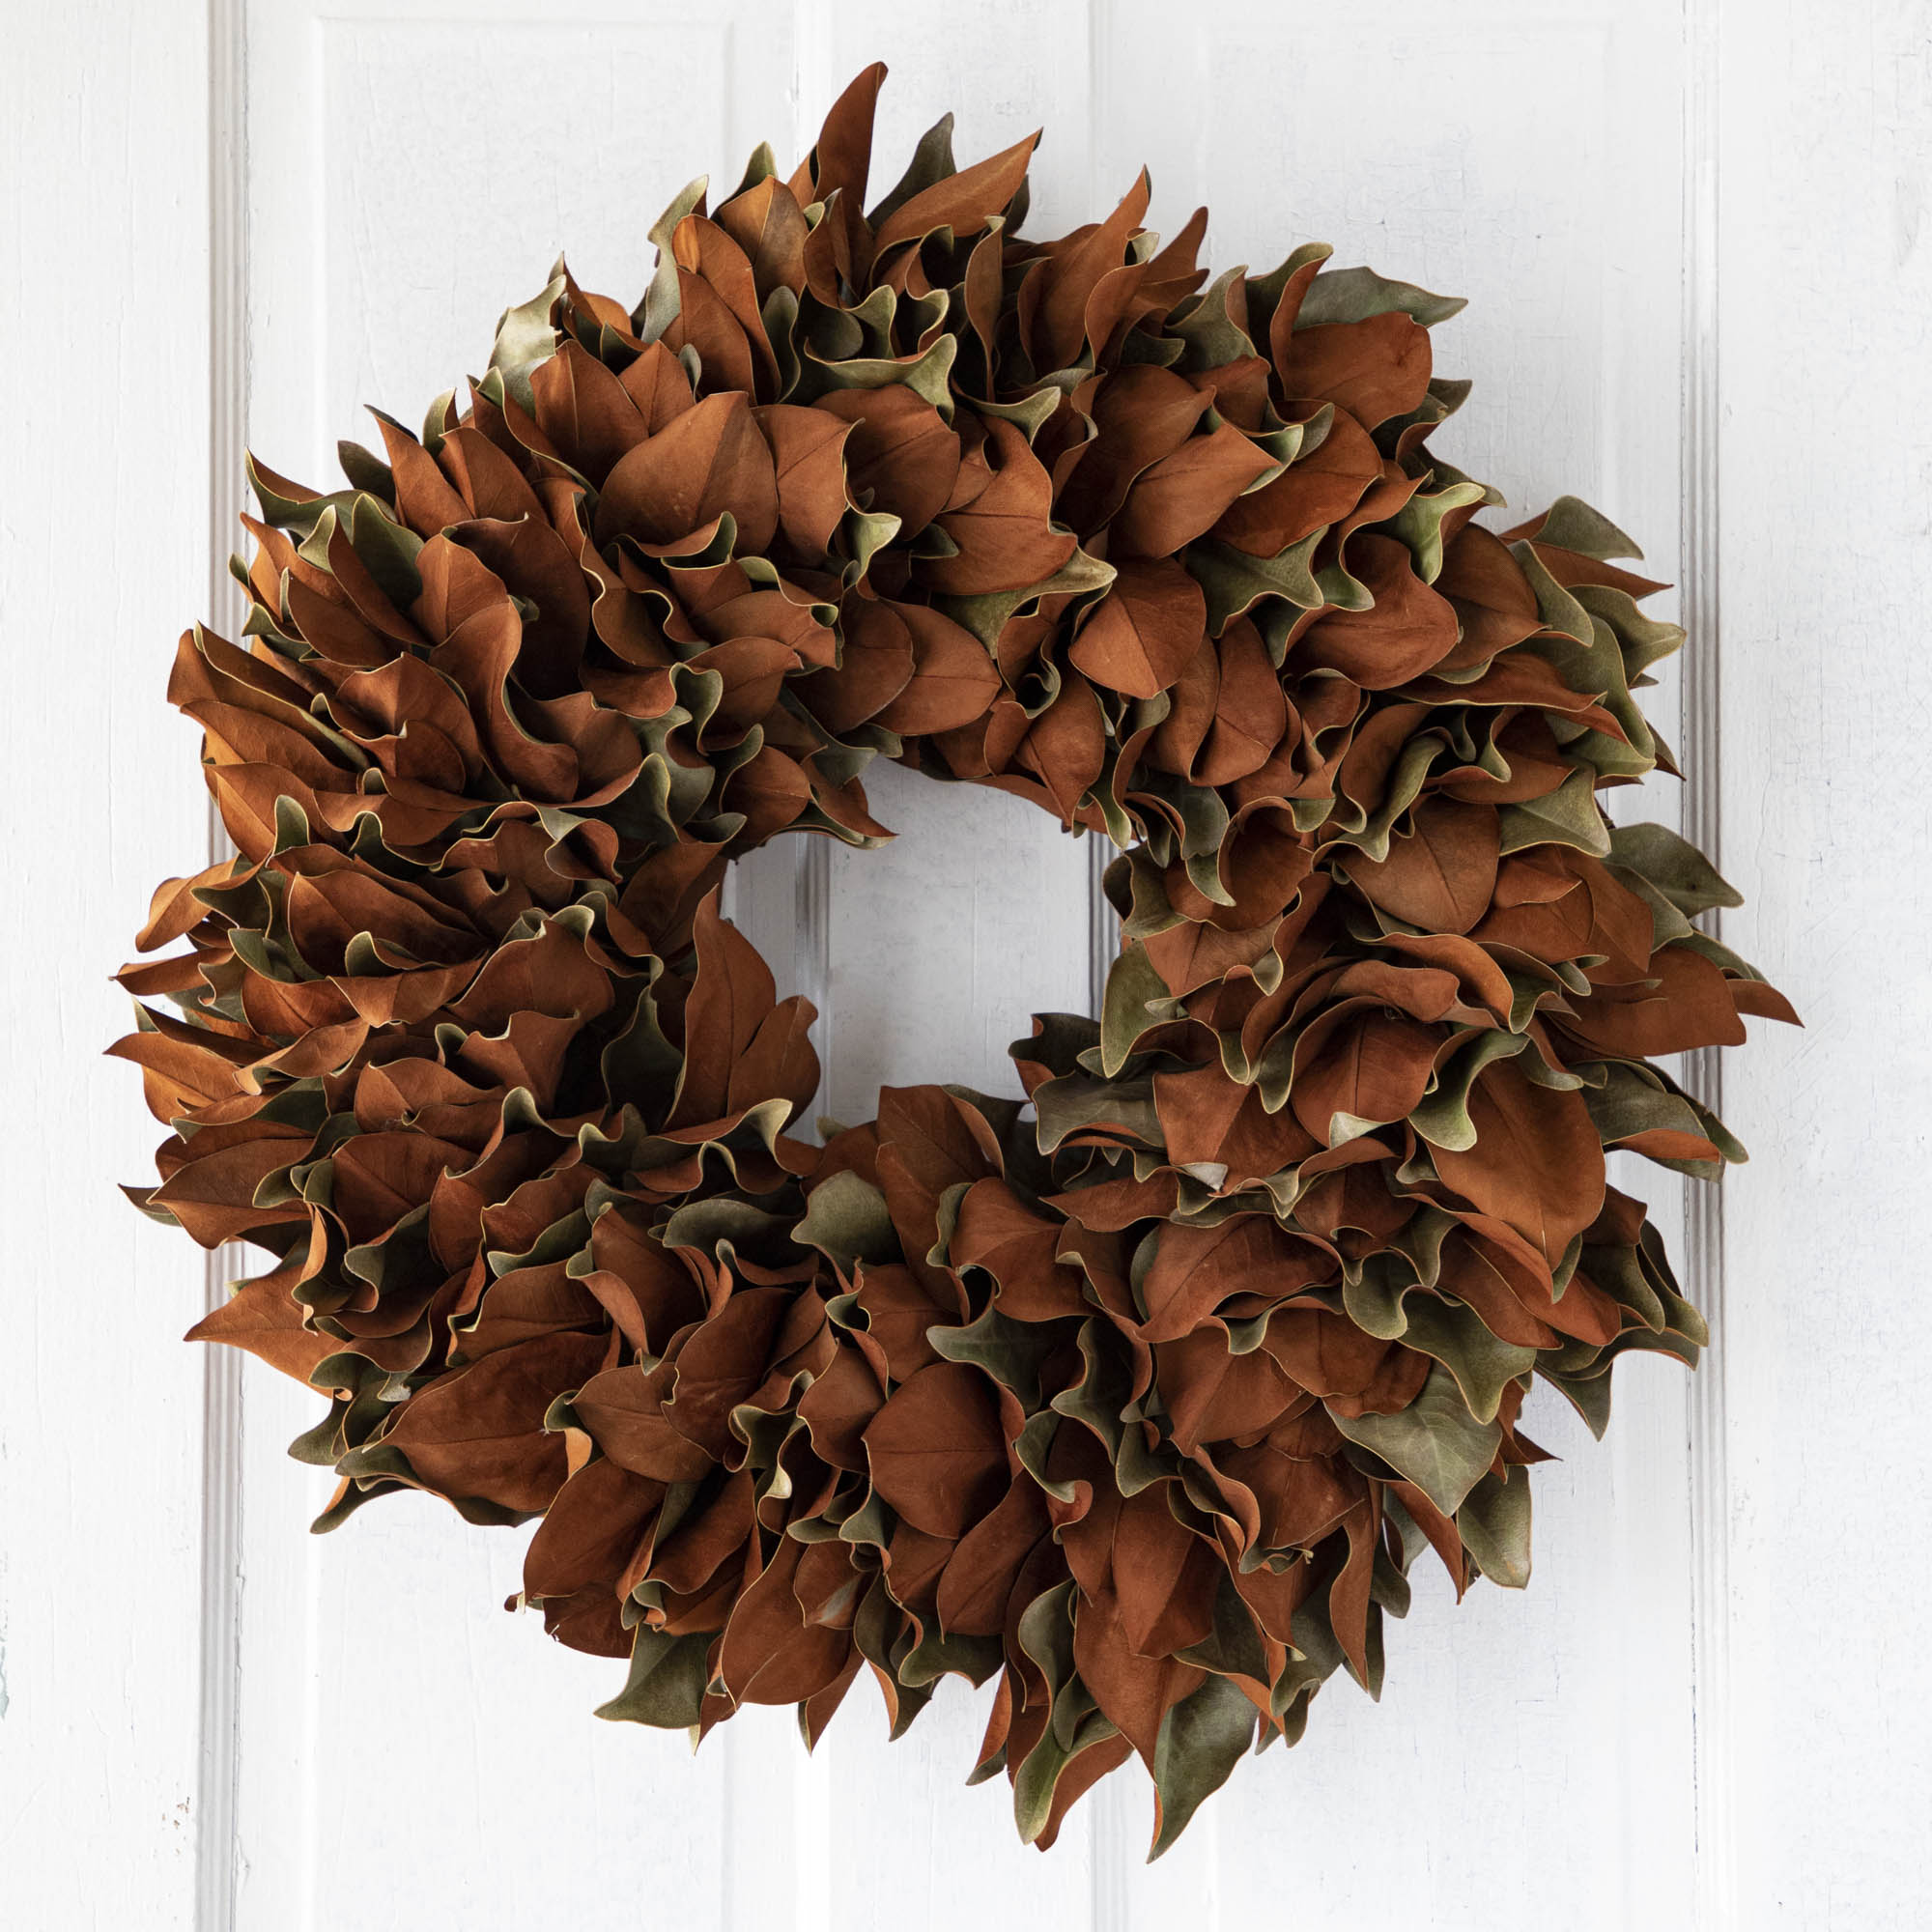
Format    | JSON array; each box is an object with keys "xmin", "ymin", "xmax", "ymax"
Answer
[
  {"xmin": 1172, "ymin": 1573, "xmax": 1270, "ymax": 1680},
  {"xmin": 943, "ymin": 544, "xmax": 1116, "ymax": 647},
  {"xmin": 1329, "ymin": 733, "xmax": 1440, "ymax": 859},
  {"xmin": 1100, "ymin": 939, "xmax": 1173, "ymax": 1077},
  {"xmin": 1184, "ymin": 532, "xmax": 1324, "ymax": 633},
  {"xmin": 1151, "ymin": 1671, "xmax": 1257, "ymax": 1859},
  {"xmin": 976, "ymin": 384, "xmax": 1065, "ymax": 442},
  {"xmin": 1343, "ymin": 1251, "xmax": 1421, "ymax": 1340},
  {"xmin": 594, "ymin": 1628, "xmax": 712, "ymax": 1730},
  {"xmin": 1543, "ymin": 1364, "xmax": 1615, "ymax": 1439},
  {"xmin": 1411, "ymin": 1029, "xmax": 1529, "ymax": 1151},
  {"xmin": 868, "ymin": 111, "xmax": 958, "ymax": 225},
  {"xmin": 1608, "ymin": 821, "xmax": 1744, "ymax": 915},
  {"xmin": 1396, "ymin": 1295, "xmax": 1536, "ymax": 1424},
  {"xmin": 1171, "ymin": 266, "xmax": 1260, "ymax": 371},
  {"xmin": 1532, "ymin": 494, "xmax": 1642, "ymax": 560},
  {"xmin": 1015, "ymin": 1706, "xmax": 1119, "ymax": 1845},
  {"xmin": 488, "ymin": 270, "xmax": 566, "ymax": 411},
  {"xmin": 1035, "ymin": 1070, "xmax": 1162, "ymax": 1156},
  {"xmin": 1582, "ymin": 1060, "xmax": 1728, "ymax": 1173},
  {"xmin": 346, "ymin": 494, "xmax": 423, "ymax": 611},
  {"xmin": 1499, "ymin": 767, "xmax": 1612, "ymax": 858},
  {"xmin": 335, "ymin": 437, "xmax": 394, "ymax": 505},
  {"xmin": 1574, "ymin": 582, "xmax": 1684, "ymax": 682},
  {"xmin": 794, "ymin": 1169, "xmax": 898, "ymax": 1265},
  {"xmin": 802, "ymin": 331, "xmax": 960, "ymax": 416},
  {"xmin": 1523, "ymin": 611, "xmax": 1657, "ymax": 777},
  {"xmin": 1294, "ymin": 263, "xmax": 1467, "ymax": 329},
  {"xmin": 1509, "ymin": 537, "xmax": 1594, "ymax": 644},
  {"xmin": 1458, "ymin": 1468, "xmax": 1533, "ymax": 1587},
  {"xmin": 1246, "ymin": 241, "xmax": 1332, "ymax": 320},
  {"xmin": 1384, "ymin": 479, "xmax": 1488, "ymax": 582},
  {"xmin": 637, "ymin": 177, "xmax": 707, "ymax": 341},
  {"xmin": 928, "ymin": 1302, "xmax": 1057, "ymax": 1405},
  {"xmin": 1327, "ymin": 1362, "xmax": 1502, "ymax": 1516}
]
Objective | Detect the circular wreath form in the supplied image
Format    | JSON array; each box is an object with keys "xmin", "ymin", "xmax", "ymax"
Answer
[{"xmin": 118, "ymin": 66, "xmax": 1795, "ymax": 1854}]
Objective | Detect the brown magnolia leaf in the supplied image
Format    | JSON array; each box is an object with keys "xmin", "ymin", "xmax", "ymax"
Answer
[
  {"xmin": 815, "ymin": 386, "xmax": 960, "ymax": 536},
  {"xmin": 185, "ymin": 1264, "xmax": 334, "ymax": 1382},
  {"xmin": 865, "ymin": 1361, "xmax": 1011, "ymax": 1538},
  {"xmin": 1276, "ymin": 312, "xmax": 1433, "ymax": 426},
  {"xmin": 1113, "ymin": 422, "xmax": 1275, "ymax": 557},
  {"xmin": 1138, "ymin": 1217, "xmax": 1334, "ymax": 1344},
  {"xmin": 1017, "ymin": 668, "xmax": 1106, "ymax": 820},
  {"xmin": 1028, "ymin": 167, "xmax": 1153, "ymax": 370},
  {"xmin": 1072, "ymin": 1588, "xmax": 1206, "ymax": 1766},
  {"xmin": 873, "ymin": 131, "xmax": 1039, "ymax": 252},
  {"xmin": 381, "ymin": 1332, "xmax": 608, "ymax": 1514},
  {"xmin": 1290, "ymin": 1006, "xmax": 1441, "ymax": 1143},
  {"xmin": 872, "ymin": 603, "xmax": 1004, "ymax": 735},
  {"xmin": 1110, "ymin": 1486, "xmax": 1220, "ymax": 1657},
  {"xmin": 615, "ymin": 339, "xmax": 696, "ymax": 431},
  {"xmin": 571, "ymin": 1366, "xmax": 716, "ymax": 1482},
  {"xmin": 1212, "ymin": 407, "xmax": 1380, "ymax": 556},
  {"xmin": 926, "ymin": 417, "xmax": 1076, "ymax": 596},
  {"xmin": 1155, "ymin": 1327, "xmax": 1301, "ymax": 1452},
  {"xmin": 658, "ymin": 1287, "xmax": 795, "ymax": 1458},
  {"xmin": 1058, "ymin": 363, "xmax": 1213, "ymax": 533},
  {"xmin": 951, "ymin": 1178, "xmax": 1089, "ymax": 1321},
  {"xmin": 1435, "ymin": 522, "xmax": 1544, "ymax": 668},
  {"xmin": 1069, "ymin": 555, "xmax": 1206, "ymax": 698},
  {"xmin": 1347, "ymin": 798, "xmax": 1501, "ymax": 934},
  {"xmin": 716, "ymin": 1536, "xmax": 854, "ymax": 1705},
  {"xmin": 1295, "ymin": 534, "xmax": 1460, "ymax": 688},
  {"xmin": 528, "ymin": 340, "xmax": 647, "ymax": 482},
  {"xmin": 595, "ymin": 391, "xmax": 779, "ymax": 554},
  {"xmin": 522, "ymin": 1455, "xmax": 661, "ymax": 1619},
  {"xmin": 1434, "ymin": 1060, "xmax": 1607, "ymax": 1262},
  {"xmin": 756, "ymin": 403, "xmax": 853, "ymax": 556},
  {"xmin": 667, "ymin": 892, "xmax": 777, "ymax": 1129},
  {"xmin": 937, "ymin": 1477, "xmax": 1051, "ymax": 1635},
  {"xmin": 1194, "ymin": 618, "xmax": 1288, "ymax": 784},
  {"xmin": 851, "ymin": 1264, "xmax": 951, "ymax": 1383}
]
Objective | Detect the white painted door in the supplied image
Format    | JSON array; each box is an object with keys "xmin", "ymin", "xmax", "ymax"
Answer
[{"xmin": 6, "ymin": 3, "xmax": 1930, "ymax": 1927}]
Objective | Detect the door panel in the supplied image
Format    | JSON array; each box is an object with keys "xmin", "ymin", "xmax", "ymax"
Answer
[
  {"xmin": 1103, "ymin": 8, "xmax": 1698, "ymax": 1923},
  {"xmin": 1714, "ymin": 4, "xmax": 1932, "ymax": 1923},
  {"xmin": 171, "ymin": 3, "xmax": 1832, "ymax": 1925},
  {"xmin": 236, "ymin": 9, "xmax": 796, "ymax": 1927}
]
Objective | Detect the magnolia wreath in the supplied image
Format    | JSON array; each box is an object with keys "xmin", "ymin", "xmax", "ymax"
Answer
[{"xmin": 117, "ymin": 66, "xmax": 1796, "ymax": 1854}]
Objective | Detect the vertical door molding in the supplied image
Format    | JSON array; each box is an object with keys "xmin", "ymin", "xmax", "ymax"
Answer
[
  {"xmin": 1680, "ymin": 2, "xmax": 1735, "ymax": 1925},
  {"xmin": 195, "ymin": 7, "xmax": 251, "ymax": 1932}
]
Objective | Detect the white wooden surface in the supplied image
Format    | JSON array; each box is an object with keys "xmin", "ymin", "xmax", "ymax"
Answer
[
  {"xmin": 0, "ymin": 4, "xmax": 219, "ymax": 1926},
  {"xmin": 4, "ymin": 2, "xmax": 1929, "ymax": 1926},
  {"xmin": 1714, "ymin": 5, "xmax": 1932, "ymax": 1923}
]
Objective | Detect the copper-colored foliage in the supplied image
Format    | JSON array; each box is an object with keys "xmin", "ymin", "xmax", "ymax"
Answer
[{"xmin": 116, "ymin": 65, "xmax": 1797, "ymax": 1852}]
